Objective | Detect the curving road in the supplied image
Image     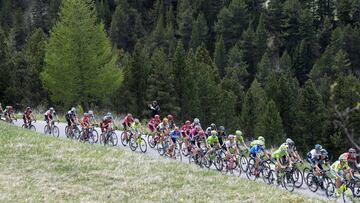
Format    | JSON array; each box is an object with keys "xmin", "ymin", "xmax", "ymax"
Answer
[{"xmin": 13, "ymin": 120, "xmax": 347, "ymax": 202}]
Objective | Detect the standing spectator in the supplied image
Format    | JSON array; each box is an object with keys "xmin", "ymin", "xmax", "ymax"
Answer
[{"xmin": 149, "ymin": 100, "xmax": 160, "ymax": 118}]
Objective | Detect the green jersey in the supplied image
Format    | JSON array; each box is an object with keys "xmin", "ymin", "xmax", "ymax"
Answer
[
  {"xmin": 272, "ymin": 148, "xmax": 288, "ymax": 159},
  {"xmin": 207, "ymin": 135, "xmax": 219, "ymax": 145}
]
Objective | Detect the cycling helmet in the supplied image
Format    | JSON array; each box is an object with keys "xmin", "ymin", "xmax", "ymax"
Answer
[
  {"xmin": 154, "ymin": 115, "xmax": 160, "ymax": 120},
  {"xmin": 49, "ymin": 107, "xmax": 54, "ymax": 112},
  {"xmin": 320, "ymin": 149, "xmax": 328, "ymax": 156},
  {"xmin": 258, "ymin": 136, "xmax": 265, "ymax": 142},
  {"xmin": 26, "ymin": 107, "xmax": 31, "ymax": 111},
  {"xmin": 280, "ymin": 144, "xmax": 288, "ymax": 152},
  {"xmin": 163, "ymin": 118, "xmax": 168, "ymax": 123},
  {"xmin": 185, "ymin": 120, "xmax": 191, "ymax": 125},
  {"xmin": 127, "ymin": 113, "xmax": 133, "ymax": 118},
  {"xmin": 210, "ymin": 123, "xmax": 216, "ymax": 129},
  {"xmin": 339, "ymin": 155, "xmax": 347, "ymax": 162},
  {"xmin": 349, "ymin": 148, "xmax": 356, "ymax": 153},
  {"xmin": 106, "ymin": 112, "xmax": 112, "ymax": 117},
  {"xmin": 153, "ymin": 100, "xmax": 158, "ymax": 105},
  {"xmin": 235, "ymin": 130, "xmax": 243, "ymax": 136},
  {"xmin": 194, "ymin": 118, "xmax": 200, "ymax": 124},
  {"xmin": 286, "ymin": 138, "xmax": 295, "ymax": 146},
  {"xmin": 84, "ymin": 113, "xmax": 88, "ymax": 116},
  {"xmin": 211, "ymin": 130, "xmax": 217, "ymax": 136},
  {"xmin": 228, "ymin": 134, "xmax": 235, "ymax": 139},
  {"xmin": 88, "ymin": 110, "xmax": 93, "ymax": 115},
  {"xmin": 195, "ymin": 125, "xmax": 201, "ymax": 131},
  {"xmin": 71, "ymin": 107, "xmax": 76, "ymax": 112},
  {"xmin": 167, "ymin": 114, "xmax": 173, "ymax": 120},
  {"xmin": 219, "ymin": 126, "xmax": 225, "ymax": 132},
  {"xmin": 134, "ymin": 119, "xmax": 140, "ymax": 123},
  {"xmin": 315, "ymin": 144, "xmax": 322, "ymax": 151}
]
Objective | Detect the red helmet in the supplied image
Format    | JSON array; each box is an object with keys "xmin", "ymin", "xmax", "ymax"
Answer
[
  {"xmin": 185, "ymin": 120, "xmax": 191, "ymax": 125},
  {"xmin": 167, "ymin": 114, "xmax": 173, "ymax": 120},
  {"xmin": 154, "ymin": 115, "xmax": 160, "ymax": 120}
]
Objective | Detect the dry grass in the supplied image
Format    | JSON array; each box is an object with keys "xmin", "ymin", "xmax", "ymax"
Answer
[{"xmin": 0, "ymin": 122, "xmax": 325, "ymax": 202}]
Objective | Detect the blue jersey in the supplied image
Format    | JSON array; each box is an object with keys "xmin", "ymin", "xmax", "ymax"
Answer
[
  {"xmin": 250, "ymin": 145, "xmax": 264, "ymax": 155},
  {"xmin": 170, "ymin": 130, "xmax": 181, "ymax": 139}
]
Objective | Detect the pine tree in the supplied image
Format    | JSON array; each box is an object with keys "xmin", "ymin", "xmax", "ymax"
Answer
[
  {"xmin": 164, "ymin": 5, "xmax": 176, "ymax": 57},
  {"xmin": 256, "ymin": 52, "xmax": 272, "ymax": 85},
  {"xmin": 215, "ymin": 0, "xmax": 249, "ymax": 49},
  {"xmin": 279, "ymin": 50, "xmax": 293, "ymax": 74},
  {"xmin": 0, "ymin": 27, "xmax": 10, "ymax": 102},
  {"xmin": 295, "ymin": 80, "xmax": 326, "ymax": 151},
  {"xmin": 255, "ymin": 100, "xmax": 285, "ymax": 147},
  {"xmin": 240, "ymin": 27, "xmax": 257, "ymax": 78},
  {"xmin": 227, "ymin": 43, "xmax": 250, "ymax": 87},
  {"xmin": 177, "ymin": 0, "xmax": 193, "ymax": 49},
  {"xmin": 241, "ymin": 79, "xmax": 267, "ymax": 137},
  {"xmin": 42, "ymin": 0, "xmax": 122, "ymax": 109},
  {"xmin": 146, "ymin": 48, "xmax": 179, "ymax": 116},
  {"xmin": 255, "ymin": 13, "xmax": 267, "ymax": 62},
  {"xmin": 214, "ymin": 35, "xmax": 226, "ymax": 78},
  {"xmin": 189, "ymin": 12, "xmax": 209, "ymax": 50}
]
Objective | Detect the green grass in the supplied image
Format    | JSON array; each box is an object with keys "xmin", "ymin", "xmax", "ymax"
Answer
[{"xmin": 0, "ymin": 122, "xmax": 325, "ymax": 202}]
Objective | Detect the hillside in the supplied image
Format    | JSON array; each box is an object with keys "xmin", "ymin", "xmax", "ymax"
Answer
[{"xmin": 0, "ymin": 122, "xmax": 323, "ymax": 202}]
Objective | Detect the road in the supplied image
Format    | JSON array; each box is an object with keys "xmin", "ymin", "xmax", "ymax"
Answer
[{"xmin": 13, "ymin": 120, "xmax": 348, "ymax": 202}]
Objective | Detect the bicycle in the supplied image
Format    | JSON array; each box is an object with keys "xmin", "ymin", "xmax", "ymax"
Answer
[
  {"xmin": 120, "ymin": 130, "xmax": 132, "ymax": 146},
  {"xmin": 270, "ymin": 166, "xmax": 296, "ymax": 192},
  {"xmin": 129, "ymin": 133, "xmax": 147, "ymax": 153},
  {"xmin": 188, "ymin": 146, "xmax": 209, "ymax": 168},
  {"xmin": 306, "ymin": 169, "xmax": 333, "ymax": 194},
  {"xmin": 205, "ymin": 148, "xmax": 225, "ymax": 171},
  {"xmin": 65, "ymin": 123, "xmax": 81, "ymax": 139},
  {"xmin": 147, "ymin": 131, "xmax": 161, "ymax": 148},
  {"xmin": 246, "ymin": 157, "xmax": 272, "ymax": 183},
  {"xmin": 44, "ymin": 120, "xmax": 60, "ymax": 137},
  {"xmin": 22, "ymin": 119, "xmax": 36, "ymax": 131},
  {"xmin": 100, "ymin": 128, "xmax": 118, "ymax": 146}
]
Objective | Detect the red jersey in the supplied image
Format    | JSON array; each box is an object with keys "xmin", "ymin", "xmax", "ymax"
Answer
[
  {"xmin": 122, "ymin": 115, "xmax": 134, "ymax": 126},
  {"xmin": 23, "ymin": 111, "xmax": 31, "ymax": 119},
  {"xmin": 82, "ymin": 115, "xmax": 90, "ymax": 127},
  {"xmin": 341, "ymin": 152, "xmax": 357, "ymax": 162}
]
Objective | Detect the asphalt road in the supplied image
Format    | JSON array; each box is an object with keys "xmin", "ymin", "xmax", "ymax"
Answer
[{"xmin": 12, "ymin": 120, "xmax": 348, "ymax": 202}]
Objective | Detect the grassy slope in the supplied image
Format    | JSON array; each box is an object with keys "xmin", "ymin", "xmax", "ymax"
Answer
[{"xmin": 0, "ymin": 122, "xmax": 323, "ymax": 202}]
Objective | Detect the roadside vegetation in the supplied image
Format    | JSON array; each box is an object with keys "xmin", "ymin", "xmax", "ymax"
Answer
[{"xmin": 0, "ymin": 122, "xmax": 324, "ymax": 202}]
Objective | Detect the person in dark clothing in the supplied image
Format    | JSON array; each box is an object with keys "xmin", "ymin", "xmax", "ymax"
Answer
[{"xmin": 149, "ymin": 100, "xmax": 160, "ymax": 118}]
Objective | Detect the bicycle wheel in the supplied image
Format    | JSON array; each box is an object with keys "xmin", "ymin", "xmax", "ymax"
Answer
[
  {"xmin": 73, "ymin": 128, "xmax": 81, "ymax": 139},
  {"xmin": 110, "ymin": 132, "xmax": 118, "ymax": 146},
  {"xmin": 52, "ymin": 126, "xmax": 60, "ymax": 137},
  {"xmin": 65, "ymin": 126, "xmax": 69, "ymax": 137},
  {"xmin": 351, "ymin": 177, "xmax": 360, "ymax": 197},
  {"xmin": 306, "ymin": 173, "xmax": 319, "ymax": 192},
  {"xmin": 325, "ymin": 181, "xmax": 336, "ymax": 198},
  {"xmin": 129, "ymin": 135, "xmax": 137, "ymax": 151},
  {"xmin": 303, "ymin": 167, "xmax": 311, "ymax": 185},
  {"xmin": 157, "ymin": 142, "xmax": 166, "ymax": 156},
  {"xmin": 44, "ymin": 125, "xmax": 50, "ymax": 134},
  {"xmin": 120, "ymin": 131, "xmax": 128, "ymax": 146},
  {"xmin": 283, "ymin": 172, "xmax": 295, "ymax": 192},
  {"xmin": 214, "ymin": 155, "xmax": 224, "ymax": 171},
  {"xmin": 239, "ymin": 155, "xmax": 248, "ymax": 172},
  {"xmin": 266, "ymin": 170, "xmax": 276, "ymax": 185},
  {"xmin": 22, "ymin": 124, "xmax": 26, "ymax": 128},
  {"xmin": 91, "ymin": 129, "xmax": 99, "ymax": 143},
  {"xmin": 139, "ymin": 138, "xmax": 147, "ymax": 153},
  {"xmin": 246, "ymin": 163, "xmax": 258, "ymax": 181},
  {"xmin": 29, "ymin": 125, "xmax": 36, "ymax": 132},
  {"xmin": 292, "ymin": 167, "xmax": 303, "ymax": 188},
  {"xmin": 181, "ymin": 143, "xmax": 190, "ymax": 157}
]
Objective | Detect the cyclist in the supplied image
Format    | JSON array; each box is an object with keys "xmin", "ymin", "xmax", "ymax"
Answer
[
  {"xmin": 44, "ymin": 107, "xmax": 59, "ymax": 127},
  {"xmin": 100, "ymin": 112, "xmax": 114, "ymax": 136},
  {"xmin": 122, "ymin": 113, "xmax": 134, "ymax": 131},
  {"xmin": 235, "ymin": 130, "xmax": 248, "ymax": 151},
  {"xmin": 190, "ymin": 129, "xmax": 206, "ymax": 160},
  {"xmin": 23, "ymin": 107, "xmax": 35, "ymax": 127},
  {"xmin": 217, "ymin": 126, "xmax": 227, "ymax": 146},
  {"xmin": 147, "ymin": 114, "xmax": 161, "ymax": 133},
  {"xmin": 250, "ymin": 136, "xmax": 266, "ymax": 148},
  {"xmin": 167, "ymin": 114, "xmax": 176, "ymax": 130},
  {"xmin": 307, "ymin": 144, "xmax": 329, "ymax": 176},
  {"xmin": 87, "ymin": 110, "xmax": 97, "ymax": 125},
  {"xmin": 3, "ymin": 106, "xmax": 16, "ymax": 123},
  {"xmin": 205, "ymin": 123, "xmax": 217, "ymax": 137},
  {"xmin": 339, "ymin": 148, "xmax": 360, "ymax": 172},
  {"xmin": 206, "ymin": 130, "xmax": 221, "ymax": 156},
  {"xmin": 191, "ymin": 118, "xmax": 201, "ymax": 129},
  {"xmin": 167, "ymin": 127, "xmax": 181, "ymax": 158},
  {"xmin": 65, "ymin": 107, "xmax": 78, "ymax": 130},
  {"xmin": 272, "ymin": 144, "xmax": 291, "ymax": 182},
  {"xmin": 131, "ymin": 119, "xmax": 142, "ymax": 141},
  {"xmin": 284, "ymin": 138, "xmax": 301, "ymax": 162},
  {"xmin": 250, "ymin": 140, "xmax": 268, "ymax": 176},
  {"xmin": 331, "ymin": 156, "xmax": 353, "ymax": 195},
  {"xmin": 181, "ymin": 120, "xmax": 192, "ymax": 137},
  {"xmin": 224, "ymin": 134, "xmax": 239, "ymax": 169},
  {"xmin": 80, "ymin": 113, "xmax": 91, "ymax": 141}
]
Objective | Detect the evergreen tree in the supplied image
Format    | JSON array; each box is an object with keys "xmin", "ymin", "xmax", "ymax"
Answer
[
  {"xmin": 146, "ymin": 48, "xmax": 179, "ymax": 116},
  {"xmin": 214, "ymin": 35, "xmax": 226, "ymax": 78},
  {"xmin": 256, "ymin": 52, "xmax": 272, "ymax": 85},
  {"xmin": 240, "ymin": 27, "xmax": 257, "ymax": 78},
  {"xmin": 189, "ymin": 12, "xmax": 209, "ymax": 50},
  {"xmin": 227, "ymin": 43, "xmax": 250, "ymax": 87},
  {"xmin": 241, "ymin": 79, "xmax": 267, "ymax": 137},
  {"xmin": 295, "ymin": 80, "xmax": 326, "ymax": 152},
  {"xmin": 279, "ymin": 50, "xmax": 293, "ymax": 74},
  {"xmin": 177, "ymin": 0, "xmax": 193, "ymax": 49},
  {"xmin": 42, "ymin": 0, "xmax": 122, "ymax": 109},
  {"xmin": 164, "ymin": 5, "xmax": 176, "ymax": 57},
  {"xmin": 0, "ymin": 27, "xmax": 11, "ymax": 102},
  {"xmin": 255, "ymin": 99, "xmax": 285, "ymax": 146},
  {"xmin": 255, "ymin": 13, "xmax": 267, "ymax": 62}
]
